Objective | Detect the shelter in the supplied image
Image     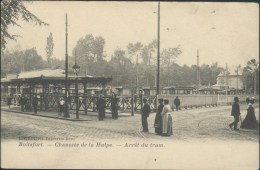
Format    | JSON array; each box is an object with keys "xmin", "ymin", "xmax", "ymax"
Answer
[{"xmin": 1, "ymin": 69, "xmax": 112, "ymax": 111}]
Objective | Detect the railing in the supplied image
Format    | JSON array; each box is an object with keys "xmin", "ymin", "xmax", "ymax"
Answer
[
  {"xmin": 158, "ymin": 94, "xmax": 257, "ymax": 109},
  {"xmin": 4, "ymin": 93, "xmax": 259, "ymax": 113}
]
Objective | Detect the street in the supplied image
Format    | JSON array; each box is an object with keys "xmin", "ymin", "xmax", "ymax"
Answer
[
  {"xmin": 1, "ymin": 104, "xmax": 259, "ymax": 142},
  {"xmin": 1, "ymin": 104, "xmax": 259, "ymax": 169}
]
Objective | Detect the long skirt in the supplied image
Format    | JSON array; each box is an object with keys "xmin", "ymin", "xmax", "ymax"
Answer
[
  {"xmin": 154, "ymin": 114, "xmax": 162, "ymax": 134},
  {"xmin": 241, "ymin": 115, "xmax": 258, "ymax": 129},
  {"xmin": 162, "ymin": 114, "xmax": 173, "ymax": 136}
]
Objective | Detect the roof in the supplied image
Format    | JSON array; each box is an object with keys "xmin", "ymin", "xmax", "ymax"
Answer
[
  {"xmin": 1, "ymin": 69, "xmax": 112, "ymax": 85},
  {"xmin": 18, "ymin": 69, "xmax": 65, "ymax": 79}
]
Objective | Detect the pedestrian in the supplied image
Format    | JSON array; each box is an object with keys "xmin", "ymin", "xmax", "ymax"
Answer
[
  {"xmin": 250, "ymin": 97, "xmax": 255, "ymax": 105},
  {"xmin": 111, "ymin": 94, "xmax": 119, "ymax": 119},
  {"xmin": 19, "ymin": 94, "xmax": 26, "ymax": 112},
  {"xmin": 59, "ymin": 97, "xmax": 65, "ymax": 116},
  {"xmin": 154, "ymin": 98, "xmax": 164, "ymax": 135},
  {"xmin": 174, "ymin": 96, "xmax": 181, "ymax": 111},
  {"xmin": 246, "ymin": 96, "xmax": 250, "ymax": 105},
  {"xmin": 6, "ymin": 95, "xmax": 12, "ymax": 109},
  {"xmin": 141, "ymin": 98, "xmax": 151, "ymax": 132},
  {"xmin": 96, "ymin": 94, "xmax": 106, "ymax": 121},
  {"xmin": 229, "ymin": 97, "xmax": 241, "ymax": 131},
  {"xmin": 24, "ymin": 95, "xmax": 30, "ymax": 111},
  {"xmin": 240, "ymin": 103, "xmax": 258, "ymax": 129},
  {"xmin": 32, "ymin": 95, "xmax": 38, "ymax": 114},
  {"xmin": 161, "ymin": 99, "xmax": 173, "ymax": 136}
]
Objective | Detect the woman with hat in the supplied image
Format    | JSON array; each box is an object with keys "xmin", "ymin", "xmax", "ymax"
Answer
[
  {"xmin": 154, "ymin": 98, "xmax": 164, "ymax": 135},
  {"xmin": 240, "ymin": 103, "xmax": 258, "ymax": 129},
  {"xmin": 161, "ymin": 99, "xmax": 173, "ymax": 136}
]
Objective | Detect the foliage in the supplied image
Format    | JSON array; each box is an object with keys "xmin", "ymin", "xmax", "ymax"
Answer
[
  {"xmin": 242, "ymin": 59, "xmax": 259, "ymax": 94},
  {"xmin": 1, "ymin": 48, "xmax": 47, "ymax": 77},
  {"xmin": 1, "ymin": 0, "xmax": 48, "ymax": 50},
  {"xmin": 72, "ymin": 34, "xmax": 106, "ymax": 75}
]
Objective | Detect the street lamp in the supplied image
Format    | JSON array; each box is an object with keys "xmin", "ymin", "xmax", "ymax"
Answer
[{"xmin": 73, "ymin": 62, "xmax": 80, "ymax": 119}]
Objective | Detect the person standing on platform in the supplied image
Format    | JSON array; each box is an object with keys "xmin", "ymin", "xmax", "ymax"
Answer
[
  {"xmin": 229, "ymin": 97, "xmax": 240, "ymax": 131},
  {"xmin": 174, "ymin": 96, "xmax": 180, "ymax": 111},
  {"xmin": 6, "ymin": 95, "xmax": 12, "ymax": 109},
  {"xmin": 59, "ymin": 97, "xmax": 65, "ymax": 116},
  {"xmin": 141, "ymin": 98, "xmax": 151, "ymax": 132},
  {"xmin": 111, "ymin": 94, "xmax": 119, "ymax": 119},
  {"xmin": 97, "ymin": 94, "xmax": 106, "ymax": 121},
  {"xmin": 32, "ymin": 95, "xmax": 38, "ymax": 114},
  {"xmin": 19, "ymin": 94, "xmax": 26, "ymax": 112},
  {"xmin": 154, "ymin": 98, "xmax": 164, "ymax": 135}
]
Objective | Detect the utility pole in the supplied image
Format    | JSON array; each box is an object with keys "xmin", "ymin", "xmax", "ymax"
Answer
[
  {"xmin": 197, "ymin": 49, "xmax": 200, "ymax": 93},
  {"xmin": 64, "ymin": 13, "xmax": 70, "ymax": 118},
  {"xmin": 236, "ymin": 64, "xmax": 240, "ymax": 95},
  {"xmin": 225, "ymin": 63, "xmax": 228, "ymax": 104},
  {"xmin": 136, "ymin": 53, "xmax": 139, "ymax": 94},
  {"xmin": 156, "ymin": 1, "xmax": 160, "ymax": 96}
]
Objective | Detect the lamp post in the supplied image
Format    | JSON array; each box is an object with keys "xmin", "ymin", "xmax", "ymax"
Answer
[
  {"xmin": 73, "ymin": 61, "xmax": 80, "ymax": 119},
  {"xmin": 156, "ymin": 1, "xmax": 160, "ymax": 96}
]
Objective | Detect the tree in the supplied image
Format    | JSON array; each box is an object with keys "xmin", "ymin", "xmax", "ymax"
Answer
[
  {"xmin": 109, "ymin": 48, "xmax": 135, "ymax": 86},
  {"xmin": 1, "ymin": 48, "xmax": 47, "ymax": 77},
  {"xmin": 45, "ymin": 32, "xmax": 54, "ymax": 67},
  {"xmin": 161, "ymin": 46, "xmax": 182, "ymax": 86},
  {"xmin": 127, "ymin": 42, "xmax": 143, "ymax": 62},
  {"xmin": 72, "ymin": 34, "xmax": 106, "ymax": 76},
  {"xmin": 1, "ymin": 0, "xmax": 48, "ymax": 50},
  {"xmin": 243, "ymin": 59, "xmax": 259, "ymax": 94}
]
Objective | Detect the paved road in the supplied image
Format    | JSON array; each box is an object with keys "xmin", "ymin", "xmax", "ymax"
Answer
[
  {"xmin": 1, "ymin": 103, "xmax": 259, "ymax": 142},
  {"xmin": 1, "ymin": 104, "xmax": 259, "ymax": 169}
]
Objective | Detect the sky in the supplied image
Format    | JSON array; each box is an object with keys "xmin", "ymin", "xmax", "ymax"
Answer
[{"xmin": 5, "ymin": 1, "xmax": 259, "ymax": 71}]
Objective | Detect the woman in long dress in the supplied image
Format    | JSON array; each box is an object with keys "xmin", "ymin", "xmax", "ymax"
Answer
[
  {"xmin": 154, "ymin": 98, "xmax": 164, "ymax": 134},
  {"xmin": 161, "ymin": 99, "xmax": 173, "ymax": 136},
  {"xmin": 241, "ymin": 103, "xmax": 258, "ymax": 129}
]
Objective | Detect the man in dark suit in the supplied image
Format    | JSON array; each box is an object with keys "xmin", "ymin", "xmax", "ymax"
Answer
[
  {"xmin": 32, "ymin": 95, "xmax": 38, "ymax": 114},
  {"xmin": 111, "ymin": 94, "xmax": 119, "ymax": 119},
  {"xmin": 96, "ymin": 94, "xmax": 106, "ymax": 121},
  {"xmin": 174, "ymin": 96, "xmax": 180, "ymax": 111},
  {"xmin": 19, "ymin": 94, "xmax": 26, "ymax": 112},
  {"xmin": 142, "ymin": 98, "xmax": 151, "ymax": 132},
  {"xmin": 229, "ymin": 97, "xmax": 240, "ymax": 131}
]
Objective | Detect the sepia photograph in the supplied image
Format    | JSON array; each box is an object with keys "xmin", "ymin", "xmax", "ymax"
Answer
[{"xmin": 1, "ymin": 1, "xmax": 259, "ymax": 169}]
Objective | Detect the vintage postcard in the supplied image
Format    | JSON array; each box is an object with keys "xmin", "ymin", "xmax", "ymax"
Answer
[{"xmin": 1, "ymin": 1, "xmax": 259, "ymax": 169}]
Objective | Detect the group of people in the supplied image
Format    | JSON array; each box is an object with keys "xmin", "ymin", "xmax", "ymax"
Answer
[
  {"xmin": 141, "ymin": 98, "xmax": 173, "ymax": 136},
  {"xmin": 229, "ymin": 96, "xmax": 258, "ymax": 131},
  {"xmin": 18, "ymin": 94, "xmax": 38, "ymax": 114},
  {"xmin": 95, "ymin": 94, "xmax": 119, "ymax": 121}
]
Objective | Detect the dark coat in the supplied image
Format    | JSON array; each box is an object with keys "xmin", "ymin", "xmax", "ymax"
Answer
[
  {"xmin": 32, "ymin": 97, "xmax": 38, "ymax": 107},
  {"xmin": 111, "ymin": 97, "xmax": 119, "ymax": 110},
  {"xmin": 7, "ymin": 96, "xmax": 12, "ymax": 105},
  {"xmin": 231, "ymin": 102, "xmax": 240, "ymax": 116},
  {"xmin": 96, "ymin": 97, "xmax": 106, "ymax": 112},
  {"xmin": 142, "ymin": 103, "xmax": 151, "ymax": 117},
  {"xmin": 174, "ymin": 98, "xmax": 180, "ymax": 106},
  {"xmin": 246, "ymin": 97, "xmax": 250, "ymax": 104},
  {"xmin": 241, "ymin": 106, "xmax": 258, "ymax": 129},
  {"xmin": 19, "ymin": 96, "xmax": 26, "ymax": 105},
  {"xmin": 154, "ymin": 103, "xmax": 164, "ymax": 134}
]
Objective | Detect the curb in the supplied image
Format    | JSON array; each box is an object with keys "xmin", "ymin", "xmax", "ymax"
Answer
[{"xmin": 1, "ymin": 109, "xmax": 92, "ymax": 121}]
